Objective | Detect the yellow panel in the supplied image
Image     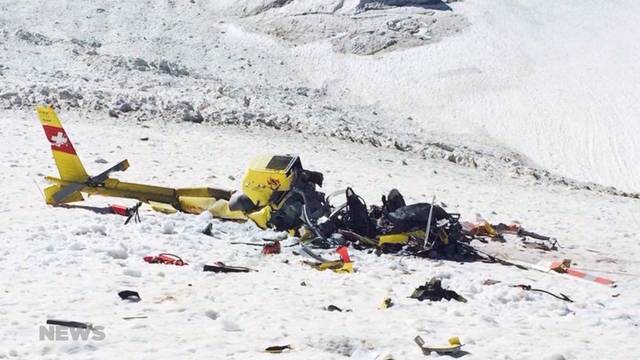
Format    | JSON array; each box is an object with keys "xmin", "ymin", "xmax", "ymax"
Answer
[
  {"xmin": 178, "ymin": 196, "xmax": 217, "ymax": 215},
  {"xmin": 103, "ymin": 179, "xmax": 176, "ymax": 197},
  {"xmin": 148, "ymin": 200, "xmax": 178, "ymax": 214},
  {"xmin": 37, "ymin": 105, "xmax": 89, "ymax": 182},
  {"xmin": 51, "ymin": 150, "xmax": 89, "ymax": 182},
  {"xmin": 378, "ymin": 233, "xmax": 409, "ymax": 245},
  {"xmin": 209, "ymin": 200, "xmax": 248, "ymax": 221},
  {"xmin": 176, "ymin": 187, "xmax": 232, "ymax": 200},
  {"xmin": 246, "ymin": 206, "xmax": 271, "ymax": 229},
  {"xmin": 43, "ymin": 184, "xmax": 84, "ymax": 204},
  {"xmin": 241, "ymin": 155, "xmax": 294, "ymax": 208},
  {"xmin": 36, "ymin": 105, "xmax": 63, "ymax": 127}
]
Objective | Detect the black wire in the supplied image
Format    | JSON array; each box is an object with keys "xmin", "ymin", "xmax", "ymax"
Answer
[{"xmin": 512, "ymin": 284, "xmax": 574, "ymax": 302}]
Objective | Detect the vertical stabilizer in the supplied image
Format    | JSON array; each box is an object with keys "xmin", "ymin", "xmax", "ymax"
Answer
[{"xmin": 36, "ymin": 105, "xmax": 88, "ymax": 182}]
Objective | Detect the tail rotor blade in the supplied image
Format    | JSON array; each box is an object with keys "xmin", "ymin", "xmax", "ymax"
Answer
[
  {"xmin": 52, "ymin": 182, "xmax": 86, "ymax": 203},
  {"xmin": 91, "ymin": 159, "xmax": 129, "ymax": 183}
]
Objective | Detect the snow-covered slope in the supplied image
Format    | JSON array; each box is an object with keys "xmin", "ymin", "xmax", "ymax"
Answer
[
  {"xmin": 1, "ymin": 110, "xmax": 639, "ymax": 359},
  {"xmin": 291, "ymin": 0, "xmax": 640, "ymax": 192},
  {"xmin": 2, "ymin": 0, "xmax": 638, "ymax": 194},
  {"xmin": 1, "ymin": 1, "xmax": 640, "ymax": 359}
]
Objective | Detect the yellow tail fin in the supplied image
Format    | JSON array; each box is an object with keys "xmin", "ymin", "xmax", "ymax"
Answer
[{"xmin": 37, "ymin": 105, "xmax": 88, "ymax": 182}]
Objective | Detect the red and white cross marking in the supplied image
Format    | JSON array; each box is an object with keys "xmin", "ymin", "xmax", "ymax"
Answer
[{"xmin": 42, "ymin": 125, "xmax": 76, "ymax": 154}]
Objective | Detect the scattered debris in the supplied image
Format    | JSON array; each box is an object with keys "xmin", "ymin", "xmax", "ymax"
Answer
[
  {"xmin": 110, "ymin": 202, "xmax": 142, "ymax": 224},
  {"xmin": 118, "ymin": 290, "xmax": 141, "ymax": 302},
  {"xmin": 510, "ymin": 284, "xmax": 573, "ymax": 303},
  {"xmin": 262, "ymin": 240, "xmax": 281, "ymax": 255},
  {"xmin": 46, "ymin": 319, "xmax": 93, "ymax": 329},
  {"xmin": 304, "ymin": 246, "xmax": 354, "ymax": 273},
  {"xmin": 325, "ymin": 304, "xmax": 352, "ymax": 312},
  {"xmin": 203, "ymin": 262, "xmax": 256, "ymax": 273},
  {"xmin": 414, "ymin": 335, "xmax": 465, "ymax": 356},
  {"xmin": 143, "ymin": 253, "xmax": 188, "ymax": 266},
  {"xmin": 378, "ymin": 297, "xmax": 394, "ymax": 309},
  {"xmin": 482, "ymin": 279, "xmax": 501, "ymax": 286},
  {"xmin": 410, "ymin": 278, "xmax": 467, "ymax": 303},
  {"xmin": 550, "ymin": 259, "xmax": 615, "ymax": 287},
  {"xmin": 265, "ymin": 345, "xmax": 292, "ymax": 353}
]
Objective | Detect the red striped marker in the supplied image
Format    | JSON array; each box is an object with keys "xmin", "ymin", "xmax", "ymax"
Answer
[{"xmin": 550, "ymin": 259, "xmax": 615, "ymax": 287}]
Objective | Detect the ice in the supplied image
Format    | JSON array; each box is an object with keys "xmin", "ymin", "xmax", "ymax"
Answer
[{"xmin": 1, "ymin": 1, "xmax": 638, "ymax": 358}]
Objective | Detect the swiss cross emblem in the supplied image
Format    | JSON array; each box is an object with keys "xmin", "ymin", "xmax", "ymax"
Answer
[
  {"xmin": 43, "ymin": 125, "xmax": 75, "ymax": 154},
  {"xmin": 50, "ymin": 131, "xmax": 68, "ymax": 148}
]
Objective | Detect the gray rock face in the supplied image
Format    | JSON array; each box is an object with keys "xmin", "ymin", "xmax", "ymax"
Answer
[
  {"xmin": 119, "ymin": 102, "xmax": 133, "ymax": 113},
  {"xmin": 132, "ymin": 58, "xmax": 150, "ymax": 71},
  {"xmin": 246, "ymin": 0, "xmax": 294, "ymax": 16},
  {"xmin": 182, "ymin": 110, "xmax": 204, "ymax": 123},
  {"xmin": 155, "ymin": 60, "xmax": 189, "ymax": 77},
  {"xmin": 15, "ymin": 30, "xmax": 53, "ymax": 46},
  {"xmin": 358, "ymin": 0, "xmax": 459, "ymax": 9},
  {"xmin": 252, "ymin": 2, "xmax": 467, "ymax": 55}
]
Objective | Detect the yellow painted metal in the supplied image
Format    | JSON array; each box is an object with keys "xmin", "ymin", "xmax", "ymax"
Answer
[
  {"xmin": 208, "ymin": 199, "xmax": 248, "ymax": 220},
  {"xmin": 179, "ymin": 196, "xmax": 218, "ymax": 214},
  {"xmin": 378, "ymin": 233, "xmax": 409, "ymax": 245},
  {"xmin": 37, "ymin": 105, "xmax": 88, "ymax": 181},
  {"xmin": 240, "ymin": 155, "xmax": 294, "ymax": 208},
  {"xmin": 333, "ymin": 262, "xmax": 354, "ymax": 273},
  {"xmin": 45, "ymin": 175, "xmax": 234, "ymax": 214},
  {"xmin": 246, "ymin": 206, "xmax": 271, "ymax": 229},
  {"xmin": 176, "ymin": 187, "xmax": 232, "ymax": 200},
  {"xmin": 36, "ymin": 105, "xmax": 63, "ymax": 127},
  {"xmin": 148, "ymin": 200, "xmax": 178, "ymax": 214},
  {"xmin": 43, "ymin": 184, "xmax": 83, "ymax": 204},
  {"xmin": 51, "ymin": 151, "xmax": 89, "ymax": 182},
  {"xmin": 315, "ymin": 260, "xmax": 354, "ymax": 273},
  {"xmin": 37, "ymin": 106, "xmax": 234, "ymax": 216}
]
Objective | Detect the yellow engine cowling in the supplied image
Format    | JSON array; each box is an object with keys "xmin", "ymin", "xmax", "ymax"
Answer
[{"xmin": 239, "ymin": 155, "xmax": 299, "ymax": 209}]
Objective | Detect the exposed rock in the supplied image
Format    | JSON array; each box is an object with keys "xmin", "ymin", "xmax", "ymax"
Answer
[
  {"xmin": 132, "ymin": 58, "xmax": 150, "ymax": 71},
  {"xmin": 183, "ymin": 110, "xmax": 204, "ymax": 123},
  {"xmin": 58, "ymin": 89, "xmax": 82, "ymax": 100},
  {"xmin": 0, "ymin": 92, "xmax": 18, "ymax": 99},
  {"xmin": 394, "ymin": 141, "xmax": 411, "ymax": 152},
  {"xmin": 118, "ymin": 102, "xmax": 133, "ymax": 113},
  {"xmin": 154, "ymin": 60, "xmax": 189, "ymax": 77},
  {"xmin": 176, "ymin": 101, "xmax": 194, "ymax": 111},
  {"xmin": 70, "ymin": 38, "xmax": 102, "ymax": 48},
  {"xmin": 15, "ymin": 29, "xmax": 53, "ymax": 46},
  {"xmin": 246, "ymin": 0, "xmax": 294, "ymax": 16}
]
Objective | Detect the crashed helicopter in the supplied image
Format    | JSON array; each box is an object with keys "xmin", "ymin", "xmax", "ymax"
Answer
[
  {"xmin": 36, "ymin": 105, "xmax": 499, "ymax": 262},
  {"xmin": 36, "ymin": 105, "xmax": 325, "ymax": 229}
]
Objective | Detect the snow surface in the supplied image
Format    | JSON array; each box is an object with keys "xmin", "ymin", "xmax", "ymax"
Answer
[
  {"xmin": 1, "ymin": 0, "xmax": 640, "ymax": 358},
  {"xmin": 1, "ymin": 0, "xmax": 638, "ymax": 195},
  {"xmin": 1, "ymin": 111, "xmax": 639, "ymax": 359},
  {"xmin": 292, "ymin": 0, "xmax": 640, "ymax": 192}
]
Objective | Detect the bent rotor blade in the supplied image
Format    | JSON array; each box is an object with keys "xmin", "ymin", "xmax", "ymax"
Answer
[
  {"xmin": 52, "ymin": 182, "xmax": 86, "ymax": 203},
  {"xmin": 52, "ymin": 160, "xmax": 129, "ymax": 204},
  {"xmin": 91, "ymin": 159, "xmax": 129, "ymax": 183}
]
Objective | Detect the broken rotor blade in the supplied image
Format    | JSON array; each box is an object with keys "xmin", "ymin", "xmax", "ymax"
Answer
[
  {"xmin": 91, "ymin": 159, "xmax": 130, "ymax": 183},
  {"xmin": 52, "ymin": 182, "xmax": 86, "ymax": 203}
]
